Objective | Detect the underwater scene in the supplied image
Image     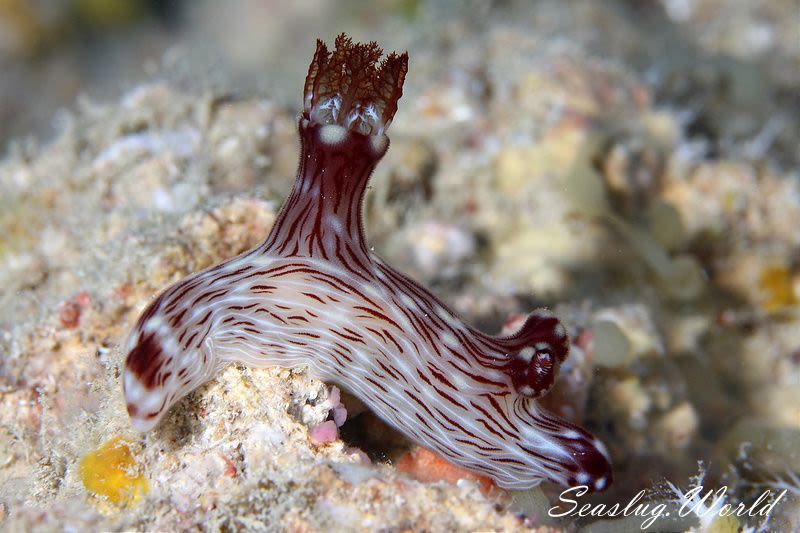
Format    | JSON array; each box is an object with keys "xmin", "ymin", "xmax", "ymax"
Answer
[{"xmin": 0, "ymin": 1, "xmax": 798, "ymax": 531}]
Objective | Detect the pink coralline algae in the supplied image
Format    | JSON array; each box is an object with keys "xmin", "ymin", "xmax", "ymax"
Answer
[{"xmin": 123, "ymin": 34, "xmax": 612, "ymax": 491}]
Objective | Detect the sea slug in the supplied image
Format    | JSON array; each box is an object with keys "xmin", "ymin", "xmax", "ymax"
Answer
[{"xmin": 123, "ymin": 34, "xmax": 612, "ymax": 491}]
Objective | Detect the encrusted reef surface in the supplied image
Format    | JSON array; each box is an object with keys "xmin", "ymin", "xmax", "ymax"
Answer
[{"xmin": 1, "ymin": 1, "xmax": 798, "ymax": 531}]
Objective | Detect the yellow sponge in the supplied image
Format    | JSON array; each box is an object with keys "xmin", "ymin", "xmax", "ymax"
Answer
[{"xmin": 79, "ymin": 436, "xmax": 148, "ymax": 507}]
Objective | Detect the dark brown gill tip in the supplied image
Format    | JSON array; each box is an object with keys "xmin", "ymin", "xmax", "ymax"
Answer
[{"xmin": 303, "ymin": 33, "xmax": 408, "ymax": 136}]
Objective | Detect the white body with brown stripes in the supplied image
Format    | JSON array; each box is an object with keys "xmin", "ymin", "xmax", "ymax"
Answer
[{"xmin": 123, "ymin": 36, "xmax": 612, "ymax": 491}]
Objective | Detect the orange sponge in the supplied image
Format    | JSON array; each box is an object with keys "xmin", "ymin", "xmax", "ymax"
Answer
[{"xmin": 397, "ymin": 446, "xmax": 495, "ymax": 495}]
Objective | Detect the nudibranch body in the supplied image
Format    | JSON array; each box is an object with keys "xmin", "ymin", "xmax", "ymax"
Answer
[{"xmin": 123, "ymin": 35, "xmax": 612, "ymax": 491}]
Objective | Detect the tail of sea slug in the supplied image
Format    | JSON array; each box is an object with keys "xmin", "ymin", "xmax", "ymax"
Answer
[{"xmin": 123, "ymin": 263, "xmax": 232, "ymax": 431}]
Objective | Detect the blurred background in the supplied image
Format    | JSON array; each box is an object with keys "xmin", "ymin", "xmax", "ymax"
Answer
[
  {"xmin": 1, "ymin": 0, "xmax": 798, "ymax": 168},
  {"xmin": 0, "ymin": 1, "xmax": 798, "ymax": 529}
]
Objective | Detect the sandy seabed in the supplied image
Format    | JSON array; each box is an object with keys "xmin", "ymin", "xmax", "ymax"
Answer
[{"xmin": 1, "ymin": 1, "xmax": 798, "ymax": 531}]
